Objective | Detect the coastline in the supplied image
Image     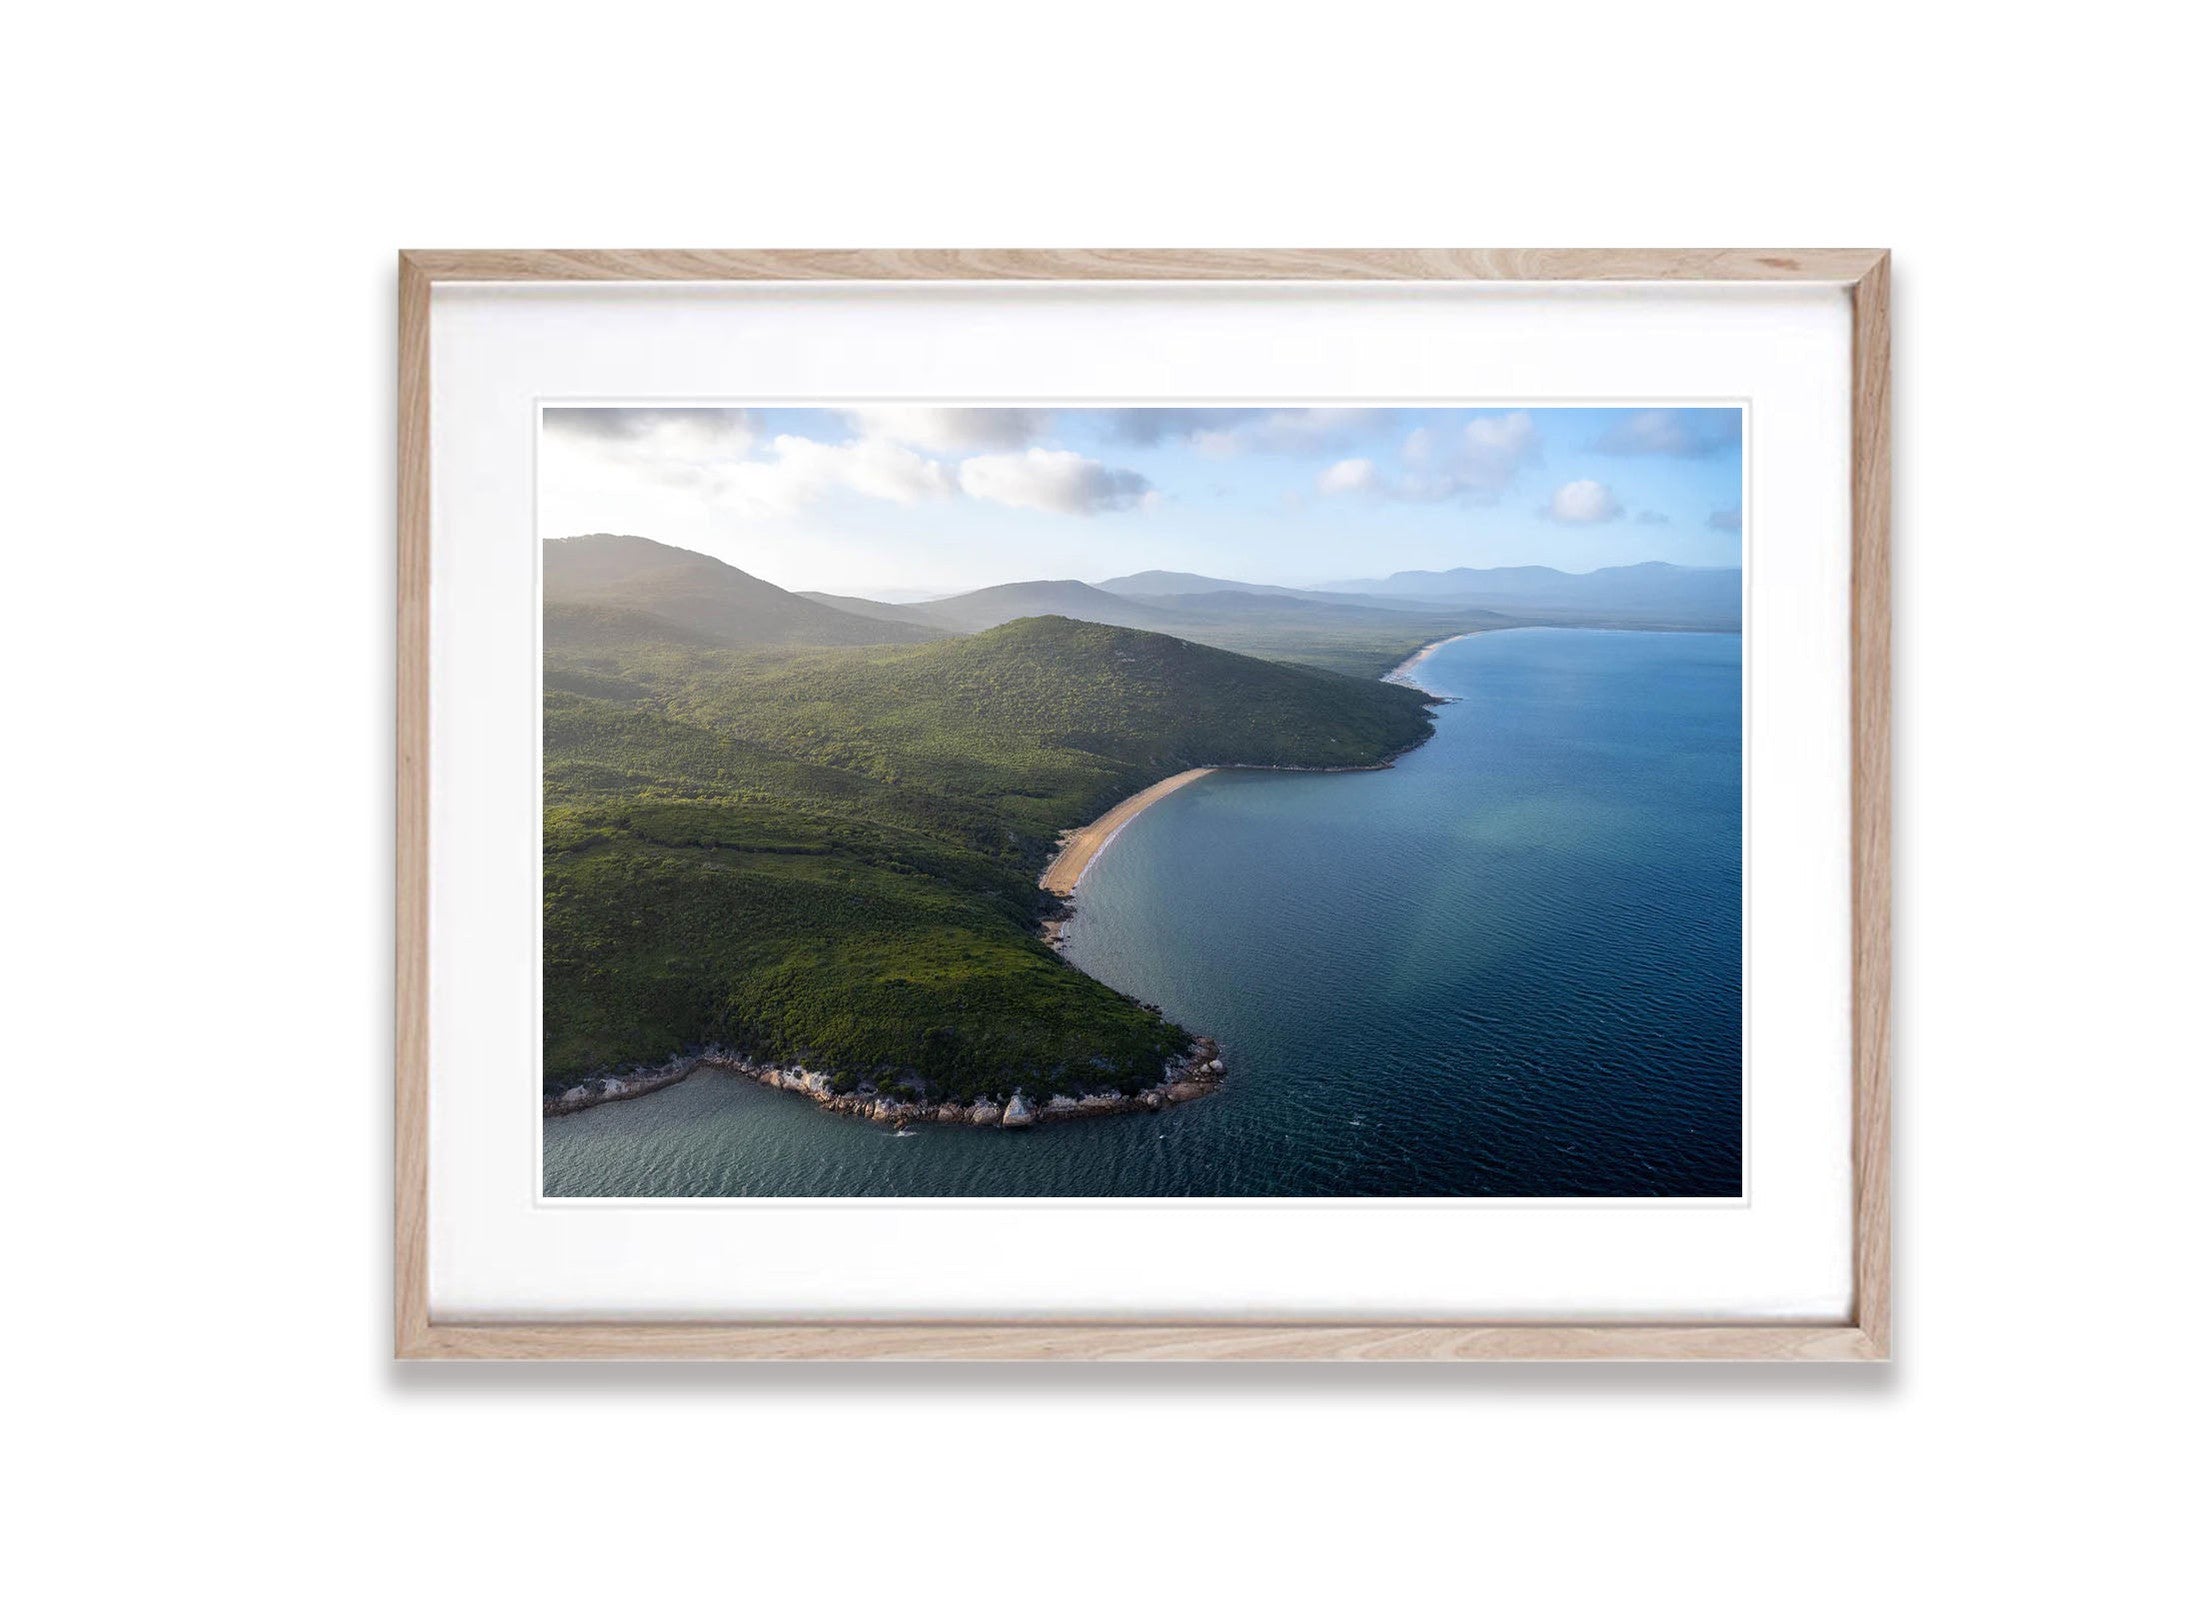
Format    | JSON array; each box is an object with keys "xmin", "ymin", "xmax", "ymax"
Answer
[
  {"xmin": 1040, "ymin": 655, "xmax": 1456, "ymax": 918},
  {"xmin": 545, "ymin": 1038, "xmax": 1227, "ymax": 1125},
  {"xmin": 1383, "ymin": 631, "xmax": 1472, "ymax": 691},
  {"xmin": 1037, "ymin": 701, "xmax": 1446, "ymax": 945},
  {"xmin": 543, "ymin": 1055, "xmax": 701, "ymax": 1116},
  {"xmin": 550, "ymin": 639, "xmax": 1458, "ymax": 1128},
  {"xmin": 1039, "ymin": 766, "xmax": 1218, "ymax": 897}
]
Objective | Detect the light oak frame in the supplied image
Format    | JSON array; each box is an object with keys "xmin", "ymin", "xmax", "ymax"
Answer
[{"xmin": 397, "ymin": 249, "xmax": 1891, "ymax": 1360}]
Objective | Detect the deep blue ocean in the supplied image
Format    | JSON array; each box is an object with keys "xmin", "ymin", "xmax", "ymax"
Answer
[{"xmin": 544, "ymin": 628, "xmax": 1742, "ymax": 1198}]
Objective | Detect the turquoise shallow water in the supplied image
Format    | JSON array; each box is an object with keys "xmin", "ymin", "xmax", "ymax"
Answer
[{"xmin": 544, "ymin": 627, "xmax": 1742, "ymax": 1198}]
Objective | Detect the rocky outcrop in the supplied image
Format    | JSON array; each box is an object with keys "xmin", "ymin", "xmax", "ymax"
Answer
[
  {"xmin": 543, "ymin": 1054, "xmax": 702, "ymax": 1116},
  {"xmin": 545, "ymin": 1039, "xmax": 1227, "ymax": 1126},
  {"xmin": 1158, "ymin": 1036, "xmax": 1227, "ymax": 1103}
]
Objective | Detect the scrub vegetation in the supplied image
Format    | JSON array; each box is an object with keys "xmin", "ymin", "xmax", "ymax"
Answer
[{"xmin": 543, "ymin": 537, "xmax": 1437, "ymax": 1099}]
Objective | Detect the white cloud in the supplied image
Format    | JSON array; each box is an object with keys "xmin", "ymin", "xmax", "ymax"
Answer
[
  {"xmin": 847, "ymin": 407, "xmax": 1050, "ymax": 452},
  {"xmin": 1707, "ymin": 506, "xmax": 1744, "ymax": 531},
  {"xmin": 1315, "ymin": 458, "xmax": 1455, "ymax": 503},
  {"xmin": 715, "ymin": 435, "xmax": 955, "ymax": 514},
  {"xmin": 1454, "ymin": 411, "xmax": 1541, "ymax": 491},
  {"xmin": 1317, "ymin": 457, "xmax": 1380, "ymax": 494},
  {"xmin": 543, "ymin": 407, "xmax": 1165, "ymax": 520},
  {"xmin": 1547, "ymin": 479, "xmax": 1625, "ymax": 523},
  {"xmin": 958, "ymin": 447, "xmax": 1154, "ymax": 515},
  {"xmin": 544, "ymin": 407, "xmax": 960, "ymax": 515},
  {"xmin": 1321, "ymin": 413, "xmax": 1540, "ymax": 505},
  {"xmin": 544, "ymin": 407, "xmax": 762, "ymax": 480}
]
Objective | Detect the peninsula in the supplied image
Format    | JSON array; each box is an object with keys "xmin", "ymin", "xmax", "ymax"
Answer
[{"xmin": 542, "ymin": 536, "xmax": 1439, "ymax": 1121}]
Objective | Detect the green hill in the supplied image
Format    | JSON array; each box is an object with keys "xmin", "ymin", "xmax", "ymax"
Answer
[
  {"xmin": 545, "ymin": 604, "xmax": 1435, "ymax": 1102},
  {"xmin": 546, "ymin": 533, "xmax": 943, "ymax": 648}
]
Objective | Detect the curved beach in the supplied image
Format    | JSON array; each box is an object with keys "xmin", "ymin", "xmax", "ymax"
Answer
[
  {"xmin": 1384, "ymin": 632, "xmax": 1472, "ymax": 689},
  {"xmin": 1041, "ymin": 767, "xmax": 1218, "ymax": 895}
]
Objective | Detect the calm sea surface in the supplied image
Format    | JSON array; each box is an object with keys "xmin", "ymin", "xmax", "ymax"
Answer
[{"xmin": 544, "ymin": 628, "xmax": 1742, "ymax": 1198}]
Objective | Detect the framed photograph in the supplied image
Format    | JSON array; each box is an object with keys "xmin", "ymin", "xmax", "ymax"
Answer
[{"xmin": 397, "ymin": 249, "xmax": 1889, "ymax": 1359}]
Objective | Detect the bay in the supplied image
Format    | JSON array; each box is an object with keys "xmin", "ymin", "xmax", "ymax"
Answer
[{"xmin": 544, "ymin": 627, "xmax": 1742, "ymax": 1198}]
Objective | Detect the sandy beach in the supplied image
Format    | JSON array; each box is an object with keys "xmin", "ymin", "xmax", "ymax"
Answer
[
  {"xmin": 1041, "ymin": 767, "xmax": 1218, "ymax": 895},
  {"xmin": 1383, "ymin": 632, "xmax": 1472, "ymax": 689}
]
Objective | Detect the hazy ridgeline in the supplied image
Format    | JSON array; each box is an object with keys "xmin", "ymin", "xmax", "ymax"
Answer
[{"xmin": 798, "ymin": 558, "xmax": 1739, "ymax": 678}]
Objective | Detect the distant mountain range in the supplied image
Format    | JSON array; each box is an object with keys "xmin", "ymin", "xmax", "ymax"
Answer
[
  {"xmin": 796, "ymin": 577, "xmax": 1510, "ymax": 675},
  {"xmin": 1098, "ymin": 570, "xmax": 1309, "ymax": 600},
  {"xmin": 872, "ymin": 579, "xmax": 1172, "ymax": 635},
  {"xmin": 1308, "ymin": 561, "xmax": 1740, "ymax": 622},
  {"xmin": 547, "ymin": 536, "xmax": 1738, "ymax": 679},
  {"xmin": 1087, "ymin": 563, "xmax": 1740, "ymax": 624}
]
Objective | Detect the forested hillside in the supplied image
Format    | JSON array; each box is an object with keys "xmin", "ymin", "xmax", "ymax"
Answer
[{"xmin": 544, "ymin": 555, "xmax": 1436, "ymax": 1103}]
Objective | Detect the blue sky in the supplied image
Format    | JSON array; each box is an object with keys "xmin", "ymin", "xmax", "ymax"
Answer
[{"xmin": 540, "ymin": 406, "xmax": 1743, "ymax": 598}]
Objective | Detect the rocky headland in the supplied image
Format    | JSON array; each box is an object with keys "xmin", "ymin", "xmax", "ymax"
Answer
[{"xmin": 544, "ymin": 1037, "xmax": 1226, "ymax": 1126}]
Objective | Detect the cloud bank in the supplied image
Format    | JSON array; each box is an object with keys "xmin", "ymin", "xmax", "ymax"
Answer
[
  {"xmin": 544, "ymin": 407, "xmax": 760, "ymax": 448},
  {"xmin": 547, "ymin": 406, "xmax": 1163, "ymax": 518},
  {"xmin": 729, "ymin": 436, "xmax": 955, "ymax": 513},
  {"xmin": 1319, "ymin": 412, "xmax": 1540, "ymax": 503},
  {"xmin": 1107, "ymin": 408, "xmax": 1390, "ymax": 460},
  {"xmin": 959, "ymin": 448, "xmax": 1155, "ymax": 515},
  {"xmin": 848, "ymin": 407, "xmax": 1050, "ymax": 451},
  {"xmin": 542, "ymin": 406, "xmax": 1742, "ymax": 564}
]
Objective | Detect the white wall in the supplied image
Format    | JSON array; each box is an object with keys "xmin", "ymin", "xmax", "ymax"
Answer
[{"xmin": 10, "ymin": 3, "xmax": 2190, "ymax": 1594}]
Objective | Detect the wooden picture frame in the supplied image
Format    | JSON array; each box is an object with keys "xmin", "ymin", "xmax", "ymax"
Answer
[{"xmin": 397, "ymin": 248, "xmax": 1890, "ymax": 1360}]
